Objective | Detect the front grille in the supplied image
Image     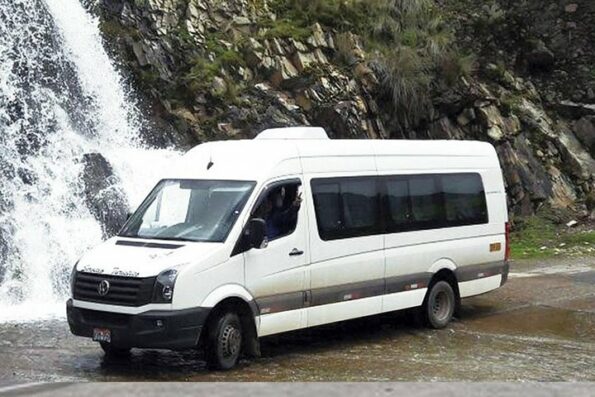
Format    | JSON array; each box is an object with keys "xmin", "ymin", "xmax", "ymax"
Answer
[
  {"xmin": 73, "ymin": 272, "xmax": 155, "ymax": 307},
  {"xmin": 80, "ymin": 308, "xmax": 131, "ymax": 327}
]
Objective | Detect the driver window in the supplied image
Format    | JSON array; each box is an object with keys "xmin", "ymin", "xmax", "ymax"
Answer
[{"xmin": 252, "ymin": 182, "xmax": 302, "ymax": 242}]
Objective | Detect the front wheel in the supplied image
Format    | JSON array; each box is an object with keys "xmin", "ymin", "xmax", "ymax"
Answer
[
  {"xmin": 205, "ymin": 312, "xmax": 243, "ymax": 370},
  {"xmin": 422, "ymin": 280, "xmax": 456, "ymax": 329},
  {"xmin": 100, "ymin": 342, "xmax": 131, "ymax": 357}
]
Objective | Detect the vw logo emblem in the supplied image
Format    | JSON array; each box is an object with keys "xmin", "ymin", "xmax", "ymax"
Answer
[{"xmin": 98, "ymin": 280, "xmax": 110, "ymax": 296}]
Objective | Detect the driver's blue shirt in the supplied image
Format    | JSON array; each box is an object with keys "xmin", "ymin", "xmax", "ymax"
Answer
[
  {"xmin": 265, "ymin": 206, "xmax": 298, "ymax": 240},
  {"xmin": 265, "ymin": 212, "xmax": 282, "ymax": 240}
]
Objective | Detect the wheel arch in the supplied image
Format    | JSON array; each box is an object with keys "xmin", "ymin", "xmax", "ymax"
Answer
[
  {"xmin": 199, "ymin": 289, "xmax": 260, "ymax": 358},
  {"xmin": 427, "ymin": 259, "xmax": 461, "ymax": 310}
]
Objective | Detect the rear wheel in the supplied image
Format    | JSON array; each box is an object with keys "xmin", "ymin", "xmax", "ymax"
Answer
[
  {"xmin": 205, "ymin": 312, "xmax": 243, "ymax": 370},
  {"xmin": 422, "ymin": 280, "xmax": 455, "ymax": 329},
  {"xmin": 100, "ymin": 342, "xmax": 131, "ymax": 357}
]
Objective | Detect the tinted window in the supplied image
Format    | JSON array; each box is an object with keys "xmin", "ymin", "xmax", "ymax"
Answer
[
  {"xmin": 442, "ymin": 174, "xmax": 488, "ymax": 225},
  {"xmin": 385, "ymin": 178, "xmax": 410, "ymax": 227},
  {"xmin": 312, "ymin": 173, "xmax": 488, "ymax": 241},
  {"xmin": 384, "ymin": 173, "xmax": 487, "ymax": 233},
  {"xmin": 409, "ymin": 176, "xmax": 442, "ymax": 224},
  {"xmin": 341, "ymin": 179, "xmax": 377, "ymax": 230},
  {"xmin": 312, "ymin": 177, "xmax": 379, "ymax": 240},
  {"xmin": 312, "ymin": 182, "xmax": 341, "ymax": 233}
]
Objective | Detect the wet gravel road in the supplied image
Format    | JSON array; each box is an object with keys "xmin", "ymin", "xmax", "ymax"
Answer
[{"xmin": 1, "ymin": 257, "xmax": 594, "ymax": 383}]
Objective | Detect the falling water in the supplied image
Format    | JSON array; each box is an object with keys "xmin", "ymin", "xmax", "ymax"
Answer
[{"xmin": 0, "ymin": 0, "xmax": 179, "ymax": 322}]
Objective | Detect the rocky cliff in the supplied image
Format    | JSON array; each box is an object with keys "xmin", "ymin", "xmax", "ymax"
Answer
[{"xmin": 94, "ymin": 0, "xmax": 595, "ymax": 220}]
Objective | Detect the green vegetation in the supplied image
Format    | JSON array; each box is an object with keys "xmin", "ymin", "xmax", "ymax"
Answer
[
  {"xmin": 182, "ymin": 33, "xmax": 246, "ymax": 100},
  {"xmin": 269, "ymin": 0, "xmax": 369, "ymax": 32},
  {"xmin": 266, "ymin": 0, "xmax": 473, "ymax": 126},
  {"xmin": 511, "ymin": 216, "xmax": 595, "ymax": 259},
  {"xmin": 440, "ymin": 52, "xmax": 477, "ymax": 85},
  {"xmin": 500, "ymin": 92, "xmax": 523, "ymax": 116},
  {"xmin": 258, "ymin": 19, "xmax": 312, "ymax": 40}
]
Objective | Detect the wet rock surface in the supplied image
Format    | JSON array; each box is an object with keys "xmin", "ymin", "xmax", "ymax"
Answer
[
  {"xmin": 0, "ymin": 257, "xmax": 593, "ymax": 382},
  {"xmin": 81, "ymin": 153, "xmax": 129, "ymax": 238}
]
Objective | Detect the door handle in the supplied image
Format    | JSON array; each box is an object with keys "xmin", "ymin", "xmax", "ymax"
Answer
[{"xmin": 289, "ymin": 248, "xmax": 304, "ymax": 256}]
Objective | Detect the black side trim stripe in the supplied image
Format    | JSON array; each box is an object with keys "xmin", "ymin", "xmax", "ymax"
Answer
[
  {"xmin": 257, "ymin": 291, "xmax": 304, "ymax": 315},
  {"xmin": 255, "ymin": 273, "xmax": 431, "ymax": 315},
  {"xmin": 455, "ymin": 261, "xmax": 506, "ymax": 282},
  {"xmin": 386, "ymin": 272, "xmax": 432, "ymax": 294},
  {"xmin": 310, "ymin": 279, "xmax": 385, "ymax": 307},
  {"xmin": 254, "ymin": 261, "xmax": 506, "ymax": 316},
  {"xmin": 115, "ymin": 240, "xmax": 184, "ymax": 249}
]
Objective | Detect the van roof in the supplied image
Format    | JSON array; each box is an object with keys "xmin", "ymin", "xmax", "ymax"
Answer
[{"xmin": 165, "ymin": 127, "xmax": 498, "ymax": 181}]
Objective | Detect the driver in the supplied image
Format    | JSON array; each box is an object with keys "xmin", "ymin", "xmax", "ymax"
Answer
[{"xmin": 263, "ymin": 187, "xmax": 301, "ymax": 240}]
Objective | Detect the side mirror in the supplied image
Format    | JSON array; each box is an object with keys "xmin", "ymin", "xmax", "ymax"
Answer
[{"xmin": 246, "ymin": 218, "xmax": 267, "ymax": 249}]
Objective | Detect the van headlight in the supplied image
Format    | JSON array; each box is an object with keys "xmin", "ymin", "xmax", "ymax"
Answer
[{"xmin": 152, "ymin": 269, "xmax": 178, "ymax": 303}]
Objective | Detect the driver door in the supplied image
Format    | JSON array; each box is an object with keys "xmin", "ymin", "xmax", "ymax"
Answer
[{"xmin": 244, "ymin": 178, "xmax": 309, "ymax": 336}]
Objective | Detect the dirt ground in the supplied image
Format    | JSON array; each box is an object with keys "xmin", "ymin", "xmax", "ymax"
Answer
[{"xmin": 0, "ymin": 256, "xmax": 593, "ymax": 383}]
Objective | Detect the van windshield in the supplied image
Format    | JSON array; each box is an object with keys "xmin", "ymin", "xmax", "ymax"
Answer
[{"xmin": 119, "ymin": 179, "xmax": 255, "ymax": 243}]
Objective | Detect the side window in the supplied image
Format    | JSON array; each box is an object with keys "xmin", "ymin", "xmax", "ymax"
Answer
[
  {"xmin": 383, "ymin": 173, "xmax": 488, "ymax": 234},
  {"xmin": 311, "ymin": 182, "xmax": 341, "ymax": 234},
  {"xmin": 252, "ymin": 181, "xmax": 302, "ymax": 242},
  {"xmin": 385, "ymin": 178, "xmax": 411, "ymax": 231},
  {"xmin": 441, "ymin": 173, "xmax": 488, "ymax": 225},
  {"xmin": 409, "ymin": 175, "xmax": 443, "ymax": 226},
  {"xmin": 311, "ymin": 177, "xmax": 379, "ymax": 241},
  {"xmin": 341, "ymin": 179, "xmax": 378, "ymax": 230}
]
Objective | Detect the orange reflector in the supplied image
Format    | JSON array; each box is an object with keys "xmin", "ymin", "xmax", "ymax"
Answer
[{"xmin": 490, "ymin": 242, "xmax": 502, "ymax": 252}]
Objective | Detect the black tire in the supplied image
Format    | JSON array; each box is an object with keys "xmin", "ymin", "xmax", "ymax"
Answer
[
  {"xmin": 205, "ymin": 312, "xmax": 243, "ymax": 370},
  {"xmin": 100, "ymin": 342, "xmax": 131, "ymax": 357},
  {"xmin": 422, "ymin": 280, "xmax": 456, "ymax": 329}
]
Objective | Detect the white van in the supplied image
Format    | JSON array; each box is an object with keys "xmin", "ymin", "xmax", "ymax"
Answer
[{"xmin": 67, "ymin": 127, "xmax": 510, "ymax": 370}]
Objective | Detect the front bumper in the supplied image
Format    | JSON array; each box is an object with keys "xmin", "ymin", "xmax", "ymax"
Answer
[{"xmin": 66, "ymin": 299, "xmax": 209, "ymax": 350}]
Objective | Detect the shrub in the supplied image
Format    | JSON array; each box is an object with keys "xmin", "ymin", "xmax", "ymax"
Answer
[{"xmin": 440, "ymin": 51, "xmax": 477, "ymax": 86}]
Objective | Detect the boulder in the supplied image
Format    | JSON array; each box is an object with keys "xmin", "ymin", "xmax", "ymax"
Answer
[
  {"xmin": 555, "ymin": 101, "xmax": 595, "ymax": 119},
  {"xmin": 555, "ymin": 129, "xmax": 595, "ymax": 181},
  {"xmin": 270, "ymin": 57, "xmax": 300, "ymax": 89},
  {"xmin": 496, "ymin": 135, "xmax": 553, "ymax": 215},
  {"xmin": 307, "ymin": 23, "xmax": 328, "ymax": 48},
  {"xmin": 525, "ymin": 40, "xmax": 555, "ymax": 71},
  {"xmin": 429, "ymin": 116, "xmax": 465, "ymax": 139},
  {"xmin": 81, "ymin": 153, "xmax": 129, "ymax": 238},
  {"xmin": 477, "ymin": 105, "xmax": 505, "ymax": 141},
  {"xmin": 573, "ymin": 117, "xmax": 595, "ymax": 156},
  {"xmin": 211, "ymin": 77, "xmax": 228, "ymax": 97}
]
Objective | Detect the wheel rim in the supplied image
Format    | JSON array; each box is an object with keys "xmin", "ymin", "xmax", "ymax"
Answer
[
  {"xmin": 220, "ymin": 324, "xmax": 241, "ymax": 359},
  {"xmin": 432, "ymin": 290, "xmax": 451, "ymax": 322}
]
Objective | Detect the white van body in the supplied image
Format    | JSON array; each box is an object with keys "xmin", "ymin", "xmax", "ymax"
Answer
[{"xmin": 67, "ymin": 127, "xmax": 509, "ymax": 365}]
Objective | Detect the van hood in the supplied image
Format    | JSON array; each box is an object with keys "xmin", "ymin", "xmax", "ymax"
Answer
[{"xmin": 76, "ymin": 237, "xmax": 224, "ymax": 278}]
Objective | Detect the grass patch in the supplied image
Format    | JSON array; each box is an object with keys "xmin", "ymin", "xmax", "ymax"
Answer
[
  {"xmin": 182, "ymin": 32, "xmax": 247, "ymax": 93},
  {"xmin": 511, "ymin": 216, "xmax": 595, "ymax": 259},
  {"xmin": 258, "ymin": 18, "xmax": 312, "ymax": 40}
]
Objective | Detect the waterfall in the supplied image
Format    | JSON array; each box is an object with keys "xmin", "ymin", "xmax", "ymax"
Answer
[{"xmin": 0, "ymin": 0, "xmax": 179, "ymax": 322}]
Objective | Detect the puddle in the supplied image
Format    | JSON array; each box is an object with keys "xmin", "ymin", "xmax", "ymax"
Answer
[{"xmin": 461, "ymin": 305, "xmax": 595, "ymax": 342}]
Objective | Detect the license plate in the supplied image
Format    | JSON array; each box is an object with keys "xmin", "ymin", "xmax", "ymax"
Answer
[{"xmin": 93, "ymin": 328, "xmax": 111, "ymax": 343}]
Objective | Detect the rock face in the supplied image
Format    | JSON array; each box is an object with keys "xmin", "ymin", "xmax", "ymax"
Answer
[
  {"xmin": 96, "ymin": 0, "xmax": 595, "ymax": 219},
  {"xmin": 81, "ymin": 153, "xmax": 129, "ymax": 238}
]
